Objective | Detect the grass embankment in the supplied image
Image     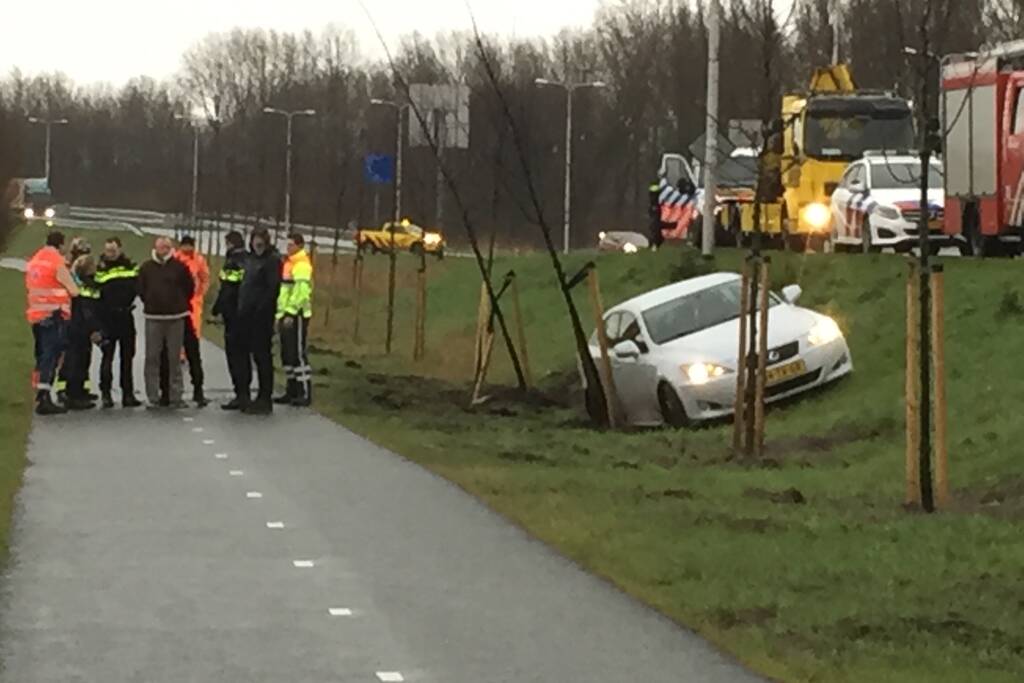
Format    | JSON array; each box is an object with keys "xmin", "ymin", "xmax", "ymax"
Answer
[
  {"xmin": 273, "ymin": 245, "xmax": 1024, "ymax": 682},
  {"xmin": 0, "ymin": 223, "xmax": 151, "ymax": 558}
]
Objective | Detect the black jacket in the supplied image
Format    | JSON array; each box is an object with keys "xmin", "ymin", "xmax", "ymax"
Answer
[
  {"xmin": 138, "ymin": 254, "xmax": 194, "ymax": 319},
  {"xmin": 212, "ymin": 246, "xmax": 247, "ymax": 323},
  {"xmin": 70, "ymin": 277, "xmax": 105, "ymax": 341},
  {"xmin": 238, "ymin": 247, "xmax": 281, "ymax": 325},
  {"xmin": 97, "ymin": 254, "xmax": 138, "ymax": 318}
]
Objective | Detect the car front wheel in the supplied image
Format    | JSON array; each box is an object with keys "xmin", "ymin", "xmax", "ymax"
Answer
[{"xmin": 657, "ymin": 382, "xmax": 691, "ymax": 429}]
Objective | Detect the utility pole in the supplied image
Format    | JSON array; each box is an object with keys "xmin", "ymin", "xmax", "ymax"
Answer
[
  {"xmin": 263, "ymin": 107, "xmax": 317, "ymax": 234},
  {"xmin": 27, "ymin": 116, "xmax": 69, "ymax": 182},
  {"xmin": 434, "ymin": 108, "xmax": 446, "ymax": 229},
  {"xmin": 701, "ymin": 0, "xmax": 721, "ymax": 258},
  {"xmin": 830, "ymin": 0, "xmax": 842, "ymax": 65},
  {"xmin": 535, "ymin": 78, "xmax": 607, "ymax": 254},
  {"xmin": 370, "ymin": 98, "xmax": 406, "ymax": 221}
]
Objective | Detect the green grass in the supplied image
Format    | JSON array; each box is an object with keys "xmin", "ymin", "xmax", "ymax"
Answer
[{"xmin": 284, "ymin": 245, "xmax": 1024, "ymax": 682}]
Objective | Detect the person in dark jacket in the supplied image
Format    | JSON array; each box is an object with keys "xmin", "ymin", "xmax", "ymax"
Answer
[
  {"xmin": 236, "ymin": 227, "xmax": 281, "ymax": 415},
  {"xmin": 137, "ymin": 236, "xmax": 194, "ymax": 410},
  {"xmin": 96, "ymin": 237, "xmax": 141, "ymax": 408},
  {"xmin": 211, "ymin": 230, "xmax": 249, "ymax": 410},
  {"xmin": 64, "ymin": 255, "xmax": 105, "ymax": 410}
]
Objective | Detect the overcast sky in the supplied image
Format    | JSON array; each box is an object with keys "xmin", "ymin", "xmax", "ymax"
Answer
[{"xmin": 2, "ymin": 0, "xmax": 606, "ymax": 86}]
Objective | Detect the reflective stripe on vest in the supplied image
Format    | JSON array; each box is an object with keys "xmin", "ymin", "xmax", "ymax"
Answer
[
  {"xmin": 79, "ymin": 285, "xmax": 101, "ymax": 299},
  {"xmin": 25, "ymin": 247, "xmax": 71, "ymax": 323},
  {"xmin": 219, "ymin": 268, "xmax": 243, "ymax": 283},
  {"xmin": 95, "ymin": 266, "xmax": 138, "ymax": 284}
]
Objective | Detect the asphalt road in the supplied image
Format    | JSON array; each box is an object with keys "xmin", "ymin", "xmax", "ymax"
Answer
[{"xmin": 0, "ymin": 305, "xmax": 763, "ymax": 681}]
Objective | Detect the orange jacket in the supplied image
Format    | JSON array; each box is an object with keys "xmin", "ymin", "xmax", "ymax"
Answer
[
  {"xmin": 25, "ymin": 246, "xmax": 75, "ymax": 323},
  {"xmin": 176, "ymin": 250, "xmax": 210, "ymax": 334}
]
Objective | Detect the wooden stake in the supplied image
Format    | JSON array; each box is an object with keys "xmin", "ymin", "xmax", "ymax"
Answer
[
  {"xmin": 413, "ymin": 251, "xmax": 427, "ymax": 361},
  {"xmin": 905, "ymin": 262, "xmax": 921, "ymax": 506},
  {"xmin": 932, "ymin": 267, "xmax": 948, "ymax": 509},
  {"xmin": 587, "ymin": 268, "xmax": 619, "ymax": 429},
  {"xmin": 733, "ymin": 260, "xmax": 752, "ymax": 455},
  {"xmin": 473, "ymin": 282, "xmax": 489, "ymax": 379},
  {"xmin": 754, "ymin": 260, "xmax": 770, "ymax": 458},
  {"xmin": 510, "ymin": 274, "xmax": 533, "ymax": 388},
  {"xmin": 352, "ymin": 254, "xmax": 364, "ymax": 344}
]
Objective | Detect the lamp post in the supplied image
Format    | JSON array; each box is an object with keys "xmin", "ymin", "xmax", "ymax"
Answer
[
  {"xmin": 534, "ymin": 78, "xmax": 607, "ymax": 254},
  {"xmin": 263, "ymin": 107, "xmax": 317, "ymax": 233},
  {"xmin": 174, "ymin": 114, "xmax": 202, "ymax": 222},
  {"xmin": 27, "ymin": 116, "xmax": 69, "ymax": 182}
]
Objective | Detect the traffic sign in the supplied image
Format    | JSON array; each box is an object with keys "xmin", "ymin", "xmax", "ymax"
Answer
[{"xmin": 364, "ymin": 154, "xmax": 394, "ymax": 184}]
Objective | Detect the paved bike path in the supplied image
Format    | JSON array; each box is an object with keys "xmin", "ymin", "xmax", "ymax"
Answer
[{"xmin": 0, "ymin": 309, "xmax": 763, "ymax": 682}]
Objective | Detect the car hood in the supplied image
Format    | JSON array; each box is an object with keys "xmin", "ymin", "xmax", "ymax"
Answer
[{"xmin": 655, "ymin": 304, "xmax": 822, "ymax": 365}]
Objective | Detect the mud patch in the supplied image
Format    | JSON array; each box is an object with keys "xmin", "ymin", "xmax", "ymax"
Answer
[
  {"xmin": 498, "ymin": 450, "xmax": 556, "ymax": 466},
  {"xmin": 711, "ymin": 605, "xmax": 778, "ymax": 630},
  {"xmin": 744, "ymin": 487, "xmax": 807, "ymax": 505},
  {"xmin": 765, "ymin": 419, "xmax": 898, "ymax": 461}
]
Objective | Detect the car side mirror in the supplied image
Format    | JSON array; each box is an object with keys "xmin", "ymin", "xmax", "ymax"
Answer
[
  {"xmin": 613, "ymin": 340, "xmax": 641, "ymax": 360},
  {"xmin": 782, "ymin": 284, "xmax": 802, "ymax": 304},
  {"xmin": 849, "ymin": 180, "xmax": 867, "ymax": 194}
]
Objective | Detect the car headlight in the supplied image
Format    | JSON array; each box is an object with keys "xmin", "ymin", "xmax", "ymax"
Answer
[
  {"xmin": 801, "ymin": 202, "xmax": 831, "ymax": 230},
  {"xmin": 874, "ymin": 205, "xmax": 900, "ymax": 220},
  {"xmin": 623, "ymin": 242, "xmax": 639, "ymax": 254},
  {"xmin": 808, "ymin": 317, "xmax": 842, "ymax": 346},
  {"xmin": 44, "ymin": 207, "xmax": 56, "ymax": 218},
  {"xmin": 682, "ymin": 362, "xmax": 732, "ymax": 385},
  {"xmin": 599, "ymin": 231, "xmax": 607, "ymax": 241},
  {"xmin": 23, "ymin": 208, "xmax": 34, "ymax": 219},
  {"xmin": 424, "ymin": 232, "xmax": 442, "ymax": 245}
]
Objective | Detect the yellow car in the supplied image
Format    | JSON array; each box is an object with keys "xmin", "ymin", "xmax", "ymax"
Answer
[{"xmin": 358, "ymin": 219, "xmax": 445, "ymax": 258}]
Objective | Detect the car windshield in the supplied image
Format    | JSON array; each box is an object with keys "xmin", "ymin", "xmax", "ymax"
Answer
[
  {"xmin": 642, "ymin": 280, "xmax": 781, "ymax": 346},
  {"xmin": 869, "ymin": 163, "xmax": 943, "ymax": 190},
  {"xmin": 804, "ymin": 113, "xmax": 915, "ymax": 161}
]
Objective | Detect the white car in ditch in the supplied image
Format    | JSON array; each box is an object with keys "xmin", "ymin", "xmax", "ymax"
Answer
[
  {"xmin": 584, "ymin": 273, "xmax": 853, "ymax": 427},
  {"xmin": 830, "ymin": 153, "xmax": 960, "ymax": 252}
]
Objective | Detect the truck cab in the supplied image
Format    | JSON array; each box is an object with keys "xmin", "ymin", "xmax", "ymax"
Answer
[{"xmin": 22, "ymin": 178, "xmax": 56, "ymax": 221}]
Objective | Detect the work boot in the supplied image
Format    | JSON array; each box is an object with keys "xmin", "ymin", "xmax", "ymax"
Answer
[
  {"xmin": 273, "ymin": 380, "xmax": 297, "ymax": 405},
  {"xmin": 35, "ymin": 394, "xmax": 68, "ymax": 416},
  {"xmin": 193, "ymin": 389, "xmax": 209, "ymax": 408},
  {"xmin": 122, "ymin": 395, "xmax": 143, "ymax": 408},
  {"xmin": 221, "ymin": 397, "xmax": 248, "ymax": 411},
  {"xmin": 291, "ymin": 385, "xmax": 311, "ymax": 408},
  {"xmin": 67, "ymin": 397, "xmax": 96, "ymax": 411},
  {"xmin": 56, "ymin": 389, "xmax": 67, "ymax": 406},
  {"xmin": 242, "ymin": 399, "xmax": 273, "ymax": 416},
  {"xmin": 101, "ymin": 392, "xmax": 115, "ymax": 409}
]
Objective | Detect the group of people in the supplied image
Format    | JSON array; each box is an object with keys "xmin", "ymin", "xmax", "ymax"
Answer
[{"xmin": 24, "ymin": 226, "xmax": 314, "ymax": 416}]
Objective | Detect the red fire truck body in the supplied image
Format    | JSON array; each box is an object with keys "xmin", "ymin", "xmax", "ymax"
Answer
[{"xmin": 942, "ymin": 41, "xmax": 1024, "ymax": 253}]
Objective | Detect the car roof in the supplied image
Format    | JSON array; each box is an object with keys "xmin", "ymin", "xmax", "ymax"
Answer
[{"xmin": 609, "ymin": 272, "xmax": 741, "ymax": 315}]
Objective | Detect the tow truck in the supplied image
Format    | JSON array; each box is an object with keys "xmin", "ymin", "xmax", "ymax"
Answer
[
  {"xmin": 14, "ymin": 178, "xmax": 57, "ymax": 221},
  {"xmin": 941, "ymin": 40, "xmax": 1024, "ymax": 256},
  {"xmin": 739, "ymin": 64, "xmax": 915, "ymax": 251}
]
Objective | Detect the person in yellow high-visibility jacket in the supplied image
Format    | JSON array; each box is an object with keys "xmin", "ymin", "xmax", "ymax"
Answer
[{"xmin": 274, "ymin": 233, "xmax": 314, "ymax": 406}]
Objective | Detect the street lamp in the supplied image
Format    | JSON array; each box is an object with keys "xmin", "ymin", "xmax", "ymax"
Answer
[
  {"xmin": 174, "ymin": 114, "xmax": 202, "ymax": 222},
  {"xmin": 263, "ymin": 107, "xmax": 317, "ymax": 233},
  {"xmin": 27, "ymin": 116, "xmax": 69, "ymax": 181},
  {"xmin": 370, "ymin": 98, "xmax": 407, "ymax": 223},
  {"xmin": 534, "ymin": 78, "xmax": 607, "ymax": 254}
]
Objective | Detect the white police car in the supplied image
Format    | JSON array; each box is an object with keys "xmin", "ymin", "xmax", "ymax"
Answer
[{"xmin": 830, "ymin": 153, "xmax": 959, "ymax": 253}]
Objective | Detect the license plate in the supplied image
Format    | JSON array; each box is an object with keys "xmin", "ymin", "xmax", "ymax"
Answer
[{"xmin": 766, "ymin": 359, "xmax": 807, "ymax": 385}]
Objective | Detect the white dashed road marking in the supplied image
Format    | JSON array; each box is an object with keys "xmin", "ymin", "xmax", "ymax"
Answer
[
  {"xmin": 192, "ymin": 427, "xmax": 203, "ymax": 433},
  {"xmin": 292, "ymin": 560, "xmax": 315, "ymax": 568},
  {"xmin": 229, "ymin": 470, "xmax": 244, "ymax": 476},
  {"xmin": 215, "ymin": 453, "xmax": 228, "ymax": 459},
  {"xmin": 328, "ymin": 607, "xmax": 353, "ymax": 616},
  {"xmin": 246, "ymin": 491, "xmax": 263, "ymax": 499},
  {"xmin": 203, "ymin": 439, "xmax": 215, "ymax": 445},
  {"xmin": 266, "ymin": 522, "xmax": 285, "ymax": 529},
  {"xmin": 183, "ymin": 417, "xmax": 194, "ymax": 422},
  {"xmin": 377, "ymin": 673, "xmax": 405, "ymax": 682}
]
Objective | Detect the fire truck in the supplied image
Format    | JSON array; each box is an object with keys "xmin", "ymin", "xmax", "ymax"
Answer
[{"xmin": 941, "ymin": 40, "xmax": 1024, "ymax": 256}]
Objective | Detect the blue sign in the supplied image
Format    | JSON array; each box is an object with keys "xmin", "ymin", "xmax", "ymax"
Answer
[{"xmin": 364, "ymin": 154, "xmax": 394, "ymax": 184}]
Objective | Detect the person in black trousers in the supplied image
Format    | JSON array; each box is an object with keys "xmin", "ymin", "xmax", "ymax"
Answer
[
  {"xmin": 96, "ymin": 237, "xmax": 141, "ymax": 408},
  {"xmin": 236, "ymin": 227, "xmax": 281, "ymax": 415},
  {"xmin": 211, "ymin": 230, "xmax": 249, "ymax": 410},
  {"xmin": 64, "ymin": 255, "xmax": 105, "ymax": 411}
]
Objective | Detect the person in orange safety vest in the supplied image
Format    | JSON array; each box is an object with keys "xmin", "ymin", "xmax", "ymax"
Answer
[{"xmin": 25, "ymin": 230, "xmax": 80, "ymax": 415}]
